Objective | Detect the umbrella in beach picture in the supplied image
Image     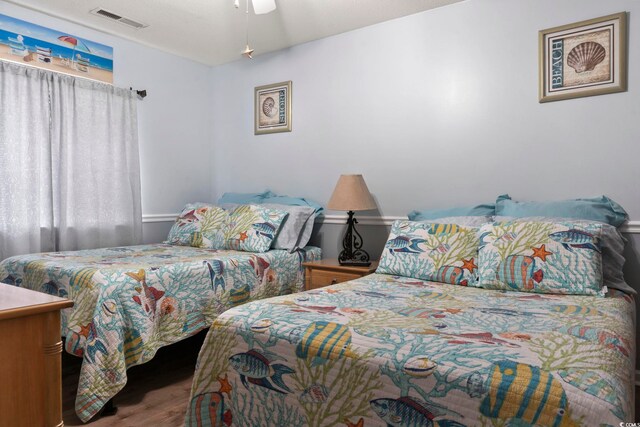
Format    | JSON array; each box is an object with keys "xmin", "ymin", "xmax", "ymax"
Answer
[{"xmin": 58, "ymin": 35, "xmax": 90, "ymax": 63}]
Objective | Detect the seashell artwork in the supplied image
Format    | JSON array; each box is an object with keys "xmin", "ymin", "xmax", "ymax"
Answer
[
  {"xmin": 262, "ymin": 96, "xmax": 277, "ymax": 117},
  {"xmin": 566, "ymin": 41, "xmax": 606, "ymax": 73},
  {"xmin": 255, "ymin": 80, "xmax": 291, "ymax": 134}
]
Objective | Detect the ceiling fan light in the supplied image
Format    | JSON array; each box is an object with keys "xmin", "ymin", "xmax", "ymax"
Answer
[{"xmin": 252, "ymin": 0, "xmax": 276, "ymax": 15}]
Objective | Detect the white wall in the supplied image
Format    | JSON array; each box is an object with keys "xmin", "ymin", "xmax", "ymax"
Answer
[
  {"xmin": 209, "ymin": 0, "xmax": 640, "ymax": 221},
  {"xmin": 0, "ymin": 1, "xmax": 214, "ymax": 243}
]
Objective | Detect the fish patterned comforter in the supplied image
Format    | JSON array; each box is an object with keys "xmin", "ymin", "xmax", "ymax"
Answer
[
  {"xmin": 187, "ymin": 273, "xmax": 635, "ymax": 427},
  {"xmin": 0, "ymin": 243, "xmax": 320, "ymax": 422}
]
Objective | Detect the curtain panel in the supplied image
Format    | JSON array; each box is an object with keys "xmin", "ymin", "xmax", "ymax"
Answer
[{"xmin": 0, "ymin": 61, "xmax": 142, "ymax": 260}]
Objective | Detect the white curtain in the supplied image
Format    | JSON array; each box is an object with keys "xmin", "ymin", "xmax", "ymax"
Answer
[
  {"xmin": 0, "ymin": 61, "xmax": 142, "ymax": 259},
  {"xmin": 0, "ymin": 62, "xmax": 54, "ymax": 258}
]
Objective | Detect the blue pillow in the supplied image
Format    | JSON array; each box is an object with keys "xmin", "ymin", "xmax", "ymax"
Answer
[
  {"xmin": 495, "ymin": 194, "xmax": 628, "ymax": 227},
  {"xmin": 218, "ymin": 190, "xmax": 275, "ymax": 205},
  {"xmin": 261, "ymin": 195, "xmax": 323, "ymax": 214},
  {"xmin": 407, "ymin": 204, "xmax": 495, "ymax": 221}
]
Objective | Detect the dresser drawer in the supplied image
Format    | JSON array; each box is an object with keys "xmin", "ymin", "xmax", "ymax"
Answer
[{"xmin": 309, "ymin": 270, "xmax": 361, "ymax": 289}]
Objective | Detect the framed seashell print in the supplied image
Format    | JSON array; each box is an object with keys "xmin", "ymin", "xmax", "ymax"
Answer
[
  {"xmin": 254, "ymin": 81, "xmax": 292, "ymax": 134},
  {"xmin": 539, "ymin": 12, "xmax": 627, "ymax": 103}
]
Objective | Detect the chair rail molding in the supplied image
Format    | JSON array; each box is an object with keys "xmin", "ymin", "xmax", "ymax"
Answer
[{"xmin": 142, "ymin": 214, "xmax": 640, "ymax": 233}]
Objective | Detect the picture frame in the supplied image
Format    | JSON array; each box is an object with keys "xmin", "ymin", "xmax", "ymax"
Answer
[
  {"xmin": 539, "ymin": 12, "xmax": 627, "ymax": 103},
  {"xmin": 0, "ymin": 13, "xmax": 114, "ymax": 84},
  {"xmin": 254, "ymin": 81, "xmax": 292, "ymax": 135}
]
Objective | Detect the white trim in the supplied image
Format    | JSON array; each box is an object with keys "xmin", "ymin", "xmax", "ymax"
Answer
[
  {"xmin": 320, "ymin": 215, "xmax": 640, "ymax": 232},
  {"xmin": 621, "ymin": 221, "xmax": 640, "ymax": 234},
  {"xmin": 636, "ymin": 370, "xmax": 640, "ymax": 387},
  {"xmin": 317, "ymin": 214, "xmax": 403, "ymax": 226},
  {"xmin": 142, "ymin": 214, "xmax": 178, "ymax": 223},
  {"xmin": 143, "ymin": 213, "xmax": 640, "ymax": 233}
]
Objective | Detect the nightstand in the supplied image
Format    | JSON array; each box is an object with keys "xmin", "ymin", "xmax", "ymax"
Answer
[{"xmin": 302, "ymin": 259, "xmax": 378, "ymax": 290}]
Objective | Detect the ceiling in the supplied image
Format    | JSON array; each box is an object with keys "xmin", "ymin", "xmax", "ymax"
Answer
[{"xmin": 7, "ymin": 0, "xmax": 464, "ymax": 66}]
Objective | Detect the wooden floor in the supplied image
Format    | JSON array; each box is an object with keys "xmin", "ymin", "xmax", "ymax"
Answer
[
  {"xmin": 62, "ymin": 334, "xmax": 639, "ymax": 425},
  {"xmin": 62, "ymin": 331, "xmax": 206, "ymax": 426}
]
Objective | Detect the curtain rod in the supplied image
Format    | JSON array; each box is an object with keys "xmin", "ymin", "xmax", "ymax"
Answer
[{"xmin": 130, "ymin": 87, "xmax": 147, "ymax": 99}]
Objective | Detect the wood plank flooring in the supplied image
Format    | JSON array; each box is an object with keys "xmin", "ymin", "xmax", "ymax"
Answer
[
  {"xmin": 62, "ymin": 331, "xmax": 206, "ymax": 426},
  {"xmin": 62, "ymin": 332, "xmax": 639, "ymax": 425}
]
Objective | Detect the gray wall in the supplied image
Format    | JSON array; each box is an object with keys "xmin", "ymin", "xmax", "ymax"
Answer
[{"xmin": 0, "ymin": 1, "xmax": 215, "ymax": 241}]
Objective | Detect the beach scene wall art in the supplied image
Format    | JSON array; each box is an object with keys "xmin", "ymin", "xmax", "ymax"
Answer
[{"xmin": 0, "ymin": 13, "xmax": 113, "ymax": 84}]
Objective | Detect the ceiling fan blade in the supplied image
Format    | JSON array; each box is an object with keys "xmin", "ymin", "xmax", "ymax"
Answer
[{"xmin": 252, "ymin": 0, "xmax": 276, "ymax": 15}]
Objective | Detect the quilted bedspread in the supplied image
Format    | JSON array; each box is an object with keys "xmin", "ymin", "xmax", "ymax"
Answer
[
  {"xmin": 187, "ymin": 273, "xmax": 635, "ymax": 426},
  {"xmin": 0, "ymin": 243, "xmax": 320, "ymax": 422}
]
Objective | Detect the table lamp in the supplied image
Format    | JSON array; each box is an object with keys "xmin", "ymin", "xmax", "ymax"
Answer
[{"xmin": 327, "ymin": 174, "xmax": 376, "ymax": 266}]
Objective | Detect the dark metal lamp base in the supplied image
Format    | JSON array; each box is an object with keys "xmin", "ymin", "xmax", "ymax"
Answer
[
  {"xmin": 338, "ymin": 211, "xmax": 371, "ymax": 267},
  {"xmin": 338, "ymin": 260, "xmax": 372, "ymax": 267}
]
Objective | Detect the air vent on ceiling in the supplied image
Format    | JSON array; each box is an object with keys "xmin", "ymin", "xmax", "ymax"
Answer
[{"xmin": 90, "ymin": 8, "xmax": 148, "ymax": 29}]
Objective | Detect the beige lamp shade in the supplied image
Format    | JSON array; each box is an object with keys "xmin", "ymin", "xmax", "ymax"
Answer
[{"xmin": 327, "ymin": 174, "xmax": 376, "ymax": 211}]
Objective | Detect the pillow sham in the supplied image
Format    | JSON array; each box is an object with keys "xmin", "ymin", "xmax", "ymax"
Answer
[
  {"xmin": 495, "ymin": 216, "xmax": 635, "ymax": 295},
  {"xmin": 477, "ymin": 220, "xmax": 605, "ymax": 296},
  {"xmin": 223, "ymin": 205, "xmax": 288, "ymax": 252},
  {"xmin": 377, "ymin": 220, "xmax": 479, "ymax": 286},
  {"xmin": 495, "ymin": 194, "xmax": 628, "ymax": 227},
  {"xmin": 218, "ymin": 190, "xmax": 275, "ymax": 205},
  {"xmin": 261, "ymin": 195, "xmax": 323, "ymax": 214},
  {"xmin": 165, "ymin": 203, "xmax": 228, "ymax": 248},
  {"xmin": 262, "ymin": 204, "xmax": 316, "ymax": 251},
  {"xmin": 297, "ymin": 213, "xmax": 316, "ymax": 249},
  {"xmin": 407, "ymin": 204, "xmax": 495, "ymax": 221}
]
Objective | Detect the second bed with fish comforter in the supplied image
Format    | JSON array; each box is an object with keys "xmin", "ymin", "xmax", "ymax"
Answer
[
  {"xmin": 187, "ymin": 273, "xmax": 635, "ymax": 426},
  {"xmin": 0, "ymin": 243, "xmax": 320, "ymax": 422}
]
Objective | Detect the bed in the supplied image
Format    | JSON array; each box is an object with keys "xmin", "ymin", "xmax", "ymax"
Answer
[
  {"xmin": 186, "ymin": 273, "xmax": 635, "ymax": 426},
  {"xmin": 0, "ymin": 243, "xmax": 320, "ymax": 422}
]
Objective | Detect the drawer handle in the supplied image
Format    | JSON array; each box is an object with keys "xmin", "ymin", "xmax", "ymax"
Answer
[{"xmin": 331, "ymin": 278, "xmax": 338, "ymax": 284}]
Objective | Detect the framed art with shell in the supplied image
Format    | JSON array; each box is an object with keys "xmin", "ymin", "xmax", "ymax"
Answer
[
  {"xmin": 254, "ymin": 80, "xmax": 292, "ymax": 134},
  {"xmin": 539, "ymin": 12, "xmax": 627, "ymax": 103}
]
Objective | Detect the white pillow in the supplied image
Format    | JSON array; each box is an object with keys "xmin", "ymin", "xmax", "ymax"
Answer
[
  {"xmin": 261, "ymin": 204, "xmax": 316, "ymax": 252},
  {"xmin": 296, "ymin": 213, "xmax": 316, "ymax": 250}
]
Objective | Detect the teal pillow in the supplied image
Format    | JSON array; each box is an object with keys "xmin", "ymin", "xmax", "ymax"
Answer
[
  {"xmin": 407, "ymin": 204, "xmax": 495, "ymax": 221},
  {"xmin": 261, "ymin": 195, "xmax": 323, "ymax": 214},
  {"xmin": 218, "ymin": 190, "xmax": 275, "ymax": 205},
  {"xmin": 495, "ymin": 194, "xmax": 628, "ymax": 227}
]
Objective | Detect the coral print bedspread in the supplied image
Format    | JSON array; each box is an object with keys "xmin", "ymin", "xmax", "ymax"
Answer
[
  {"xmin": 0, "ymin": 243, "xmax": 320, "ymax": 422},
  {"xmin": 187, "ymin": 274, "xmax": 635, "ymax": 426}
]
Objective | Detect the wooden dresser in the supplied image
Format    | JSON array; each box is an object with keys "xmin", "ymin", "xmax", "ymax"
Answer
[
  {"xmin": 0, "ymin": 283, "xmax": 73, "ymax": 427},
  {"xmin": 303, "ymin": 259, "xmax": 378, "ymax": 290}
]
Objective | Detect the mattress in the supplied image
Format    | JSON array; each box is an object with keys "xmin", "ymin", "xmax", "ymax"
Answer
[
  {"xmin": 0, "ymin": 243, "xmax": 321, "ymax": 422},
  {"xmin": 187, "ymin": 273, "xmax": 635, "ymax": 426}
]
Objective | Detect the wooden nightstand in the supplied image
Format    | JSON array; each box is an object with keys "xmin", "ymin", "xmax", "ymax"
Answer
[
  {"xmin": 0, "ymin": 283, "xmax": 73, "ymax": 427},
  {"xmin": 302, "ymin": 259, "xmax": 378, "ymax": 290}
]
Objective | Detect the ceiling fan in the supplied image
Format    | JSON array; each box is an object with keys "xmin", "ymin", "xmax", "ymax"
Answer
[
  {"xmin": 234, "ymin": 0, "xmax": 277, "ymax": 58},
  {"xmin": 235, "ymin": 0, "xmax": 276, "ymax": 15}
]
